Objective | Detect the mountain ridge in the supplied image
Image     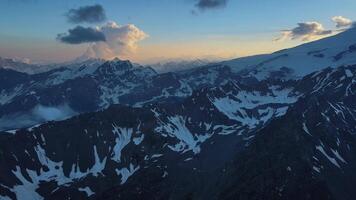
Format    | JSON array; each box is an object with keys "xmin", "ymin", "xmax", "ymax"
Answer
[{"xmin": 0, "ymin": 65, "xmax": 354, "ymax": 200}]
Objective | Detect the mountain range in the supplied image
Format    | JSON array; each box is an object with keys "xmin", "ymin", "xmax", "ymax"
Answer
[
  {"xmin": 148, "ymin": 59, "xmax": 213, "ymax": 73},
  {"xmin": 0, "ymin": 27, "xmax": 355, "ymax": 200}
]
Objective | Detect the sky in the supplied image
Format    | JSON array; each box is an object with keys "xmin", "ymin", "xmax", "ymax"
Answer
[{"xmin": 0, "ymin": 0, "xmax": 355, "ymax": 64}]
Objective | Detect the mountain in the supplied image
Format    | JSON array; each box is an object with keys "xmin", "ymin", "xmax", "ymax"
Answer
[
  {"xmin": 0, "ymin": 65, "xmax": 354, "ymax": 200},
  {"xmin": 0, "ymin": 57, "xmax": 50, "ymax": 74},
  {"xmin": 2, "ymin": 28, "xmax": 356, "ymax": 131},
  {"xmin": 149, "ymin": 59, "xmax": 212, "ymax": 73},
  {"xmin": 222, "ymin": 27, "xmax": 356, "ymax": 80},
  {"xmin": 0, "ymin": 58, "xmax": 158, "ymax": 130},
  {"xmin": 0, "ymin": 56, "xmax": 251, "ymax": 131},
  {"xmin": 0, "ymin": 27, "xmax": 356, "ymax": 200},
  {"xmin": 218, "ymin": 66, "xmax": 356, "ymax": 200},
  {"xmin": 1, "ymin": 28, "xmax": 356, "ymax": 131}
]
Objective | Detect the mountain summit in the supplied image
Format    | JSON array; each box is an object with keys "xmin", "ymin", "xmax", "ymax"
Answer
[{"xmin": 222, "ymin": 27, "xmax": 356, "ymax": 80}]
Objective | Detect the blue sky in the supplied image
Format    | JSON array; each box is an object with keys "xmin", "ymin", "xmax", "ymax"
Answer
[{"xmin": 0, "ymin": 0, "xmax": 355, "ymax": 63}]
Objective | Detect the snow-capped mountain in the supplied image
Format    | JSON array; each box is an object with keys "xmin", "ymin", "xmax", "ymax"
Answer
[
  {"xmin": 0, "ymin": 57, "xmax": 50, "ymax": 74},
  {"xmin": 0, "ymin": 27, "xmax": 356, "ymax": 200},
  {"xmin": 222, "ymin": 27, "xmax": 356, "ymax": 80},
  {"xmin": 0, "ymin": 58, "xmax": 244, "ymax": 130},
  {"xmin": 0, "ymin": 65, "xmax": 355, "ymax": 200},
  {"xmin": 0, "ymin": 58, "xmax": 158, "ymax": 130},
  {"xmin": 1, "ymin": 27, "xmax": 356, "ymax": 131}
]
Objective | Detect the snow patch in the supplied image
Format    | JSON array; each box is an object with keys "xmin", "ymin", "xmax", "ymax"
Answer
[
  {"xmin": 210, "ymin": 87, "xmax": 298, "ymax": 128},
  {"xmin": 116, "ymin": 164, "xmax": 140, "ymax": 184},
  {"xmin": 302, "ymin": 123, "xmax": 312, "ymax": 136},
  {"xmin": 345, "ymin": 69, "xmax": 353, "ymax": 78},
  {"xmin": 78, "ymin": 186, "xmax": 95, "ymax": 197},
  {"xmin": 133, "ymin": 134, "xmax": 144, "ymax": 145},
  {"xmin": 313, "ymin": 166, "xmax": 321, "ymax": 173},
  {"xmin": 316, "ymin": 144, "xmax": 341, "ymax": 168},
  {"xmin": 111, "ymin": 125, "xmax": 132, "ymax": 163},
  {"xmin": 10, "ymin": 144, "xmax": 107, "ymax": 200},
  {"xmin": 156, "ymin": 116, "xmax": 212, "ymax": 154}
]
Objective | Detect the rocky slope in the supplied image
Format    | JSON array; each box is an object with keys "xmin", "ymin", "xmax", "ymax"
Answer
[{"xmin": 0, "ymin": 65, "xmax": 354, "ymax": 200}]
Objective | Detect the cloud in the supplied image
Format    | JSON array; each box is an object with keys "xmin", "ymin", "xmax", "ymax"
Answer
[
  {"xmin": 332, "ymin": 16, "xmax": 353, "ymax": 28},
  {"xmin": 276, "ymin": 22, "xmax": 333, "ymax": 41},
  {"xmin": 66, "ymin": 4, "xmax": 106, "ymax": 24},
  {"xmin": 0, "ymin": 104, "xmax": 76, "ymax": 131},
  {"xmin": 82, "ymin": 21, "xmax": 148, "ymax": 59},
  {"xmin": 57, "ymin": 26, "xmax": 106, "ymax": 44},
  {"xmin": 195, "ymin": 0, "xmax": 228, "ymax": 10}
]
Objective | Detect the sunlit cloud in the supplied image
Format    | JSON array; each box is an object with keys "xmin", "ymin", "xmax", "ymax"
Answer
[
  {"xmin": 332, "ymin": 16, "xmax": 353, "ymax": 28},
  {"xmin": 275, "ymin": 21, "xmax": 333, "ymax": 41},
  {"xmin": 57, "ymin": 4, "xmax": 148, "ymax": 60},
  {"xmin": 82, "ymin": 22, "xmax": 148, "ymax": 59}
]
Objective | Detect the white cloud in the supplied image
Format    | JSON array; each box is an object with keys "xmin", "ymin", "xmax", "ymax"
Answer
[
  {"xmin": 276, "ymin": 21, "xmax": 333, "ymax": 41},
  {"xmin": 332, "ymin": 16, "xmax": 353, "ymax": 28},
  {"xmin": 83, "ymin": 21, "xmax": 148, "ymax": 59}
]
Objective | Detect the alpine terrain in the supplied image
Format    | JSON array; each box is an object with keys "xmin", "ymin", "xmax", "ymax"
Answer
[{"xmin": 0, "ymin": 24, "xmax": 356, "ymax": 200}]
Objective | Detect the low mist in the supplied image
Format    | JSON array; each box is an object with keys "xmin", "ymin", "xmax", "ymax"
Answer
[{"xmin": 0, "ymin": 104, "xmax": 77, "ymax": 132}]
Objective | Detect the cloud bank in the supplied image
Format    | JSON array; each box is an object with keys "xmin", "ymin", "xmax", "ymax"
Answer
[
  {"xmin": 66, "ymin": 4, "xmax": 106, "ymax": 24},
  {"xmin": 332, "ymin": 16, "xmax": 353, "ymax": 28},
  {"xmin": 276, "ymin": 22, "xmax": 333, "ymax": 41},
  {"xmin": 82, "ymin": 22, "xmax": 148, "ymax": 59},
  {"xmin": 57, "ymin": 26, "xmax": 106, "ymax": 44}
]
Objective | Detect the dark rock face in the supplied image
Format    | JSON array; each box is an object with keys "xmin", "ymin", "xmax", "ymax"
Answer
[
  {"xmin": 0, "ymin": 65, "xmax": 355, "ymax": 200},
  {"xmin": 218, "ymin": 90, "xmax": 356, "ymax": 200},
  {"xmin": 0, "ymin": 69, "xmax": 30, "ymax": 91},
  {"xmin": 334, "ymin": 44, "xmax": 356, "ymax": 61}
]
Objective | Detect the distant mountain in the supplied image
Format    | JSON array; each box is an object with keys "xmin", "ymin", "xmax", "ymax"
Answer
[
  {"xmin": 0, "ymin": 57, "xmax": 50, "ymax": 74},
  {"xmin": 149, "ymin": 59, "xmax": 212, "ymax": 73},
  {"xmin": 0, "ymin": 58, "xmax": 156, "ymax": 130},
  {"xmin": 0, "ymin": 56, "xmax": 107, "ymax": 75},
  {"xmin": 0, "ymin": 65, "xmax": 354, "ymax": 200}
]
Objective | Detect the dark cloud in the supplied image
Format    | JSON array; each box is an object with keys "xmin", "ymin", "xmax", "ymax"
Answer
[
  {"xmin": 57, "ymin": 26, "xmax": 106, "ymax": 44},
  {"xmin": 290, "ymin": 22, "xmax": 332, "ymax": 36},
  {"xmin": 66, "ymin": 4, "xmax": 106, "ymax": 24},
  {"xmin": 276, "ymin": 22, "xmax": 333, "ymax": 41},
  {"xmin": 195, "ymin": 0, "xmax": 228, "ymax": 10}
]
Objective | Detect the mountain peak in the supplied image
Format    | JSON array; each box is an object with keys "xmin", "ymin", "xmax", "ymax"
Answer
[
  {"xmin": 95, "ymin": 59, "xmax": 137, "ymax": 76},
  {"xmin": 111, "ymin": 57, "xmax": 122, "ymax": 62}
]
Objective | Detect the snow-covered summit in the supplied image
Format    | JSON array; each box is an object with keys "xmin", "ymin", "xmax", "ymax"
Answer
[{"xmin": 223, "ymin": 27, "xmax": 356, "ymax": 80}]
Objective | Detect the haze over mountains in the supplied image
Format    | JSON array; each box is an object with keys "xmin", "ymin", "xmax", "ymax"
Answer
[{"xmin": 0, "ymin": 25, "xmax": 355, "ymax": 200}]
